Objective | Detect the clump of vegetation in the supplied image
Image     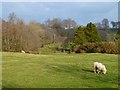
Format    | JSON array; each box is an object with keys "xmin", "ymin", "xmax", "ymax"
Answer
[
  {"xmin": 66, "ymin": 22, "xmax": 119, "ymax": 54},
  {"xmin": 72, "ymin": 22, "xmax": 100, "ymax": 46},
  {"xmin": 73, "ymin": 42, "xmax": 119, "ymax": 54},
  {"xmin": 39, "ymin": 44, "xmax": 59, "ymax": 54},
  {"xmin": 85, "ymin": 22, "xmax": 100, "ymax": 43}
]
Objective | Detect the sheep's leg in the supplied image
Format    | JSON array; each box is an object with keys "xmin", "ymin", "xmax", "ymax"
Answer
[
  {"xmin": 98, "ymin": 70, "xmax": 100, "ymax": 74},
  {"xmin": 93, "ymin": 65, "xmax": 96, "ymax": 73},
  {"xmin": 94, "ymin": 70, "xmax": 96, "ymax": 73},
  {"xmin": 94, "ymin": 65, "xmax": 97, "ymax": 73},
  {"xmin": 98, "ymin": 70, "xmax": 103, "ymax": 74},
  {"xmin": 94, "ymin": 68, "xmax": 96, "ymax": 73}
]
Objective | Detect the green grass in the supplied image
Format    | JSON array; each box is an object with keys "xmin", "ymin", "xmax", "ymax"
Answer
[{"xmin": 2, "ymin": 52, "xmax": 118, "ymax": 88}]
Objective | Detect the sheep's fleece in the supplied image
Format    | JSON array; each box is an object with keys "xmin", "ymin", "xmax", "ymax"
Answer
[{"xmin": 93, "ymin": 62, "xmax": 107, "ymax": 74}]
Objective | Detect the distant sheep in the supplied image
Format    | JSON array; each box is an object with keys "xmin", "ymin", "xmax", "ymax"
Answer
[
  {"xmin": 21, "ymin": 50, "xmax": 25, "ymax": 53},
  {"xmin": 93, "ymin": 62, "xmax": 107, "ymax": 74}
]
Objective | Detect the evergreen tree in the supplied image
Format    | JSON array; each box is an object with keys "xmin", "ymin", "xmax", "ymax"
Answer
[
  {"xmin": 72, "ymin": 26, "xmax": 87, "ymax": 45},
  {"xmin": 85, "ymin": 22, "xmax": 100, "ymax": 42},
  {"xmin": 72, "ymin": 22, "xmax": 100, "ymax": 47}
]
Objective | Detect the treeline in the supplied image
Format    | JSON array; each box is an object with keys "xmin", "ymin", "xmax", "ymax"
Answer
[
  {"xmin": 2, "ymin": 12, "xmax": 77, "ymax": 53},
  {"xmin": 1, "ymin": 12, "xmax": 120, "ymax": 54},
  {"xmin": 2, "ymin": 19, "xmax": 45, "ymax": 52},
  {"xmin": 61, "ymin": 20, "xmax": 120, "ymax": 54},
  {"xmin": 95, "ymin": 18, "xmax": 119, "ymax": 42}
]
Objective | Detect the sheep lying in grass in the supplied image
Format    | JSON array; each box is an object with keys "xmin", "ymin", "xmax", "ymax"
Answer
[
  {"xmin": 21, "ymin": 50, "xmax": 25, "ymax": 53},
  {"xmin": 93, "ymin": 62, "xmax": 107, "ymax": 74}
]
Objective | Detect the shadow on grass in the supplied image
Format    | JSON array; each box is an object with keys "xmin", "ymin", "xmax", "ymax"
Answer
[
  {"xmin": 47, "ymin": 64, "xmax": 81, "ymax": 74},
  {"xmin": 82, "ymin": 69, "xmax": 94, "ymax": 73}
]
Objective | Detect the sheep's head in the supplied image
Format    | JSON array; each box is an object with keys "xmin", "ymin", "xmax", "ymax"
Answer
[{"xmin": 103, "ymin": 67, "xmax": 107, "ymax": 74}]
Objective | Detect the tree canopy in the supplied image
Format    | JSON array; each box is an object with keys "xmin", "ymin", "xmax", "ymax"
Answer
[{"xmin": 72, "ymin": 22, "xmax": 100, "ymax": 46}]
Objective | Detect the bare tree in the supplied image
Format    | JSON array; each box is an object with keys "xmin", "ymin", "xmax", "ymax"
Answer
[
  {"xmin": 111, "ymin": 21, "xmax": 117, "ymax": 28},
  {"xmin": 62, "ymin": 18, "xmax": 77, "ymax": 29},
  {"xmin": 102, "ymin": 18, "xmax": 109, "ymax": 30},
  {"xmin": 95, "ymin": 22, "xmax": 102, "ymax": 29},
  {"xmin": 8, "ymin": 12, "xmax": 17, "ymax": 24}
]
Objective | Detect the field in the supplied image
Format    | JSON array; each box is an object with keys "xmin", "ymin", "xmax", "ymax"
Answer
[{"xmin": 2, "ymin": 52, "xmax": 118, "ymax": 88}]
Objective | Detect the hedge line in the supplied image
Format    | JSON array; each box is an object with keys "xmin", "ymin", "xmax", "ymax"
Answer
[{"xmin": 73, "ymin": 42, "xmax": 119, "ymax": 54}]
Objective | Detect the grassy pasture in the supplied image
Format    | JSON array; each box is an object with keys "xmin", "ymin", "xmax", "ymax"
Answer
[{"xmin": 2, "ymin": 52, "xmax": 118, "ymax": 88}]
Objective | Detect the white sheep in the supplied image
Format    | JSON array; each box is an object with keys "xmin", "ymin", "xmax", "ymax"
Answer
[
  {"xmin": 21, "ymin": 50, "xmax": 25, "ymax": 53},
  {"xmin": 93, "ymin": 62, "xmax": 107, "ymax": 74}
]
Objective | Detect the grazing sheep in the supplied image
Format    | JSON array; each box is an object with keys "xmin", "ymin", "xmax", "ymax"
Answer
[
  {"xmin": 93, "ymin": 62, "xmax": 107, "ymax": 74},
  {"xmin": 21, "ymin": 50, "xmax": 25, "ymax": 53}
]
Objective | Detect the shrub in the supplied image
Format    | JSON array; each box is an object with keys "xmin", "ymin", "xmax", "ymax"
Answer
[
  {"xmin": 72, "ymin": 45, "xmax": 80, "ymax": 53},
  {"xmin": 73, "ymin": 42, "xmax": 119, "ymax": 54},
  {"xmin": 98, "ymin": 42, "xmax": 118, "ymax": 54},
  {"xmin": 39, "ymin": 44, "xmax": 59, "ymax": 54}
]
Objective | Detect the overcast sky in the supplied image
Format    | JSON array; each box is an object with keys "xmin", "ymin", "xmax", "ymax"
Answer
[{"xmin": 2, "ymin": 2, "xmax": 118, "ymax": 25}]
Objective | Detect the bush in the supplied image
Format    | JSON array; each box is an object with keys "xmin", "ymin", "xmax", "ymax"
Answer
[
  {"xmin": 39, "ymin": 44, "xmax": 58, "ymax": 54},
  {"xmin": 73, "ymin": 42, "xmax": 119, "ymax": 54},
  {"xmin": 99, "ymin": 42, "xmax": 118, "ymax": 54}
]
